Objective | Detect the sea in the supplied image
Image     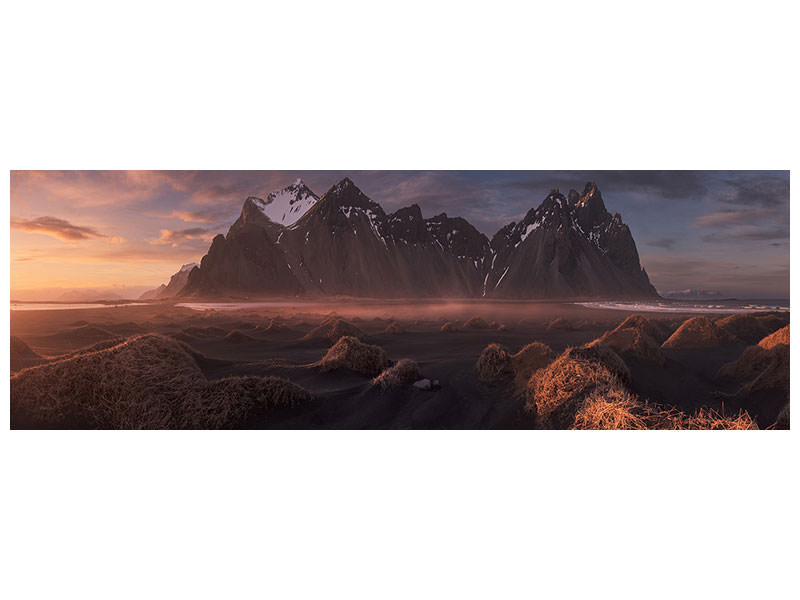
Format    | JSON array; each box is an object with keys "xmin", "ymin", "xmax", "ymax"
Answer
[{"xmin": 576, "ymin": 299, "xmax": 789, "ymax": 314}]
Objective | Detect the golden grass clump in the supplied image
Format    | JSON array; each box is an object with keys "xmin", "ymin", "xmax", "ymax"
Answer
[
  {"xmin": 546, "ymin": 317, "xmax": 575, "ymax": 331},
  {"xmin": 303, "ymin": 317, "xmax": 366, "ymax": 343},
  {"xmin": 183, "ymin": 376, "xmax": 312, "ymax": 429},
  {"xmin": 510, "ymin": 342, "xmax": 554, "ymax": 391},
  {"xmin": 571, "ymin": 388, "xmax": 758, "ymax": 430},
  {"xmin": 440, "ymin": 321, "xmax": 458, "ymax": 332},
  {"xmin": 10, "ymin": 334, "xmax": 312, "ymax": 429},
  {"xmin": 719, "ymin": 325, "xmax": 789, "ymax": 393},
  {"xmin": 681, "ymin": 408, "xmax": 759, "ymax": 430},
  {"xmin": 224, "ymin": 330, "xmax": 255, "ymax": 343},
  {"xmin": 718, "ymin": 344, "xmax": 785, "ymax": 381},
  {"xmin": 613, "ymin": 314, "xmax": 668, "ymax": 344},
  {"xmin": 265, "ymin": 318, "xmax": 290, "ymax": 332},
  {"xmin": 661, "ymin": 316, "xmax": 735, "ymax": 349},
  {"xmin": 382, "ymin": 321, "xmax": 403, "ymax": 334},
  {"xmin": 755, "ymin": 314, "xmax": 789, "ymax": 335},
  {"xmin": 758, "ymin": 324, "xmax": 789, "ymax": 350},
  {"xmin": 319, "ymin": 335, "xmax": 389, "ymax": 376},
  {"xmin": 590, "ymin": 326, "xmax": 665, "ymax": 365},
  {"xmin": 525, "ymin": 344, "xmax": 630, "ymax": 428},
  {"xmin": 572, "ymin": 387, "xmax": 674, "ymax": 430},
  {"xmin": 372, "ymin": 359, "xmax": 422, "ymax": 390},
  {"xmin": 475, "ymin": 343, "xmax": 513, "ymax": 383},
  {"xmin": 55, "ymin": 337, "xmax": 128, "ymax": 360},
  {"xmin": 747, "ymin": 346, "xmax": 789, "ymax": 393},
  {"xmin": 715, "ymin": 314, "xmax": 768, "ymax": 345},
  {"xmin": 463, "ymin": 317, "xmax": 491, "ymax": 329}
]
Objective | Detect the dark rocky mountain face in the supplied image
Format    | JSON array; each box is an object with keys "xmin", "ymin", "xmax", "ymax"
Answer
[
  {"xmin": 180, "ymin": 177, "xmax": 658, "ymax": 299},
  {"xmin": 485, "ymin": 184, "xmax": 656, "ymax": 298},
  {"xmin": 139, "ymin": 263, "xmax": 199, "ymax": 300}
]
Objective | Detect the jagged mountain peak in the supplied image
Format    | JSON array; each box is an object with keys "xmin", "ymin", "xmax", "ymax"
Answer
[
  {"xmin": 389, "ymin": 204, "xmax": 424, "ymax": 222},
  {"xmin": 329, "ymin": 176, "xmax": 358, "ymax": 194},
  {"xmin": 181, "ymin": 177, "xmax": 657, "ymax": 300},
  {"xmin": 248, "ymin": 180, "xmax": 319, "ymax": 227}
]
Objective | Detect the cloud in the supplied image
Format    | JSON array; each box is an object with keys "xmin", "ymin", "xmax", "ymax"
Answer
[
  {"xmin": 153, "ymin": 227, "xmax": 215, "ymax": 247},
  {"xmin": 641, "ymin": 255, "xmax": 789, "ymax": 297},
  {"xmin": 694, "ymin": 176, "xmax": 789, "ymax": 245},
  {"xmin": 500, "ymin": 170, "xmax": 708, "ymax": 201},
  {"xmin": 170, "ymin": 207, "xmax": 237, "ymax": 224},
  {"xmin": 694, "ymin": 209, "xmax": 772, "ymax": 228},
  {"xmin": 701, "ymin": 228, "xmax": 790, "ymax": 243},
  {"xmin": 11, "ymin": 216, "xmax": 108, "ymax": 241},
  {"xmin": 647, "ymin": 237, "xmax": 676, "ymax": 250},
  {"xmin": 11, "ymin": 170, "xmax": 183, "ymax": 208},
  {"xmin": 718, "ymin": 172, "xmax": 789, "ymax": 208}
]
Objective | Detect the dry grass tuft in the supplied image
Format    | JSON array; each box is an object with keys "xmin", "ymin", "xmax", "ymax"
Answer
[
  {"xmin": 573, "ymin": 390, "xmax": 758, "ymax": 430},
  {"xmin": 440, "ymin": 321, "xmax": 458, "ymax": 332},
  {"xmin": 463, "ymin": 317, "xmax": 491, "ymax": 329},
  {"xmin": 613, "ymin": 314, "xmax": 668, "ymax": 344},
  {"xmin": 319, "ymin": 336, "xmax": 389, "ymax": 376},
  {"xmin": 525, "ymin": 345, "xmax": 629, "ymax": 428},
  {"xmin": 526, "ymin": 342, "xmax": 758, "ymax": 430},
  {"xmin": 570, "ymin": 344, "xmax": 631, "ymax": 383},
  {"xmin": 718, "ymin": 345, "xmax": 782, "ymax": 380},
  {"xmin": 224, "ymin": 330, "xmax": 255, "ymax": 343},
  {"xmin": 303, "ymin": 317, "xmax": 366, "ymax": 343},
  {"xmin": 719, "ymin": 325, "xmax": 789, "ymax": 393},
  {"xmin": 546, "ymin": 317, "xmax": 575, "ymax": 331},
  {"xmin": 661, "ymin": 316, "xmax": 735, "ymax": 349},
  {"xmin": 510, "ymin": 342, "xmax": 554, "ymax": 391},
  {"xmin": 755, "ymin": 314, "xmax": 789, "ymax": 335},
  {"xmin": 55, "ymin": 337, "xmax": 128, "ymax": 360},
  {"xmin": 475, "ymin": 343, "xmax": 513, "ymax": 383},
  {"xmin": 383, "ymin": 321, "xmax": 403, "ymax": 334},
  {"xmin": 572, "ymin": 388, "xmax": 673, "ymax": 430},
  {"xmin": 372, "ymin": 359, "xmax": 421, "ymax": 391},
  {"xmin": 265, "ymin": 318, "xmax": 291, "ymax": 332},
  {"xmin": 591, "ymin": 326, "xmax": 665, "ymax": 365},
  {"xmin": 758, "ymin": 324, "xmax": 789, "ymax": 350},
  {"xmin": 182, "ymin": 376, "xmax": 312, "ymax": 429},
  {"xmin": 677, "ymin": 407, "xmax": 758, "ymax": 430},
  {"xmin": 10, "ymin": 334, "xmax": 312, "ymax": 429},
  {"xmin": 715, "ymin": 314, "xmax": 768, "ymax": 345}
]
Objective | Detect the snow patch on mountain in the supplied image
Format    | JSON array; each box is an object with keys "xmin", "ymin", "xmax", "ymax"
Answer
[{"xmin": 252, "ymin": 179, "xmax": 318, "ymax": 226}]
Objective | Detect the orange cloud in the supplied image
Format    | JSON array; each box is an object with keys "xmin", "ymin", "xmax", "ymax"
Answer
[
  {"xmin": 153, "ymin": 227, "xmax": 215, "ymax": 247},
  {"xmin": 11, "ymin": 216, "xmax": 108, "ymax": 241}
]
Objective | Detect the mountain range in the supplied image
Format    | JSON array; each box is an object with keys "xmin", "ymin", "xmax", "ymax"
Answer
[{"xmin": 142, "ymin": 178, "xmax": 657, "ymax": 300}]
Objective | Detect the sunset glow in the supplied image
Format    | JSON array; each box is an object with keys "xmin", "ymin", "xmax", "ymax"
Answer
[{"xmin": 10, "ymin": 170, "xmax": 789, "ymax": 300}]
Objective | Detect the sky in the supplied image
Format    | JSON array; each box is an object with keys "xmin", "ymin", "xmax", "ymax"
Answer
[{"xmin": 9, "ymin": 170, "xmax": 790, "ymax": 299}]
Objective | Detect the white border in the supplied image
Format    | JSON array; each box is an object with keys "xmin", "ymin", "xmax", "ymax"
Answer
[{"xmin": 2, "ymin": 2, "xmax": 797, "ymax": 599}]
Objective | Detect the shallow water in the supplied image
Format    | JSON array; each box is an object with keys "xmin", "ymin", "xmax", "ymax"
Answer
[
  {"xmin": 10, "ymin": 302, "xmax": 146, "ymax": 311},
  {"xmin": 577, "ymin": 300, "xmax": 789, "ymax": 314}
]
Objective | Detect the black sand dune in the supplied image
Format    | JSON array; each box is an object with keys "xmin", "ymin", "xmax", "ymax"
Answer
[{"xmin": 9, "ymin": 303, "xmax": 790, "ymax": 429}]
